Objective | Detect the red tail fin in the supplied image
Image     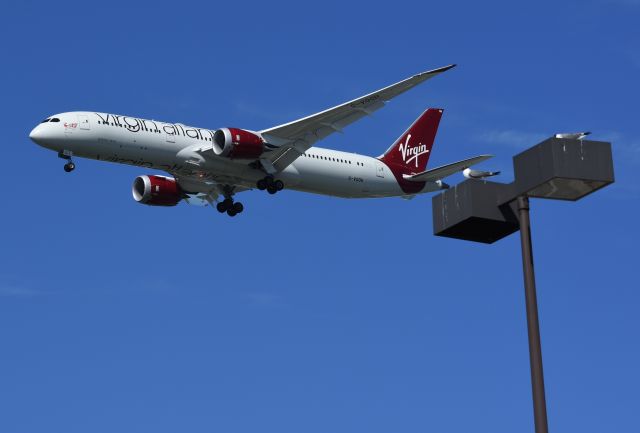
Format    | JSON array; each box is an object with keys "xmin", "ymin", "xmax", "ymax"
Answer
[{"xmin": 379, "ymin": 108, "xmax": 443, "ymax": 175}]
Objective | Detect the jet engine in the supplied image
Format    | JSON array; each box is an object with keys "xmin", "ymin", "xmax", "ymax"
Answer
[
  {"xmin": 132, "ymin": 175, "xmax": 183, "ymax": 206},
  {"xmin": 213, "ymin": 128, "xmax": 265, "ymax": 159}
]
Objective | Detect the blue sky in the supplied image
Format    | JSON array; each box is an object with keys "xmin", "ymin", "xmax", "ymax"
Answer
[{"xmin": 1, "ymin": 1, "xmax": 639, "ymax": 432}]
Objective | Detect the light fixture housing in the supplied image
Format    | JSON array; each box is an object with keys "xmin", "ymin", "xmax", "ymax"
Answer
[
  {"xmin": 432, "ymin": 137, "xmax": 615, "ymax": 243},
  {"xmin": 513, "ymin": 138, "xmax": 614, "ymax": 201}
]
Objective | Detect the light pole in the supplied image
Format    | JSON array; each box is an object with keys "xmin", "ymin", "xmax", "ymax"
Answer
[
  {"xmin": 518, "ymin": 195, "xmax": 548, "ymax": 433},
  {"xmin": 432, "ymin": 137, "xmax": 615, "ymax": 432}
]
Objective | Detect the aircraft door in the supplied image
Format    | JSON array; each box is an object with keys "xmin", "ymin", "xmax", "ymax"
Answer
[
  {"xmin": 375, "ymin": 161, "xmax": 385, "ymax": 178},
  {"xmin": 78, "ymin": 114, "xmax": 90, "ymax": 130}
]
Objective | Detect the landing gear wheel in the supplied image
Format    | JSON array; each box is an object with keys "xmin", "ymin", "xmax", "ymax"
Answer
[
  {"xmin": 217, "ymin": 196, "xmax": 243, "ymax": 216},
  {"xmin": 217, "ymin": 198, "xmax": 233, "ymax": 213},
  {"xmin": 257, "ymin": 176, "xmax": 283, "ymax": 194},
  {"xmin": 63, "ymin": 162, "xmax": 75, "ymax": 172},
  {"xmin": 265, "ymin": 176, "xmax": 275, "ymax": 188}
]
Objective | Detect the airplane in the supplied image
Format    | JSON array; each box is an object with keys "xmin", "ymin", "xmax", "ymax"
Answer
[{"xmin": 29, "ymin": 64, "xmax": 495, "ymax": 217}]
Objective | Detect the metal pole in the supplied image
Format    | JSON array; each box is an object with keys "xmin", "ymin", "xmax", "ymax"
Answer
[{"xmin": 517, "ymin": 195, "xmax": 549, "ymax": 433}]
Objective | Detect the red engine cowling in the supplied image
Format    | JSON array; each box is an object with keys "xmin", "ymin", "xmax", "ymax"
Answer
[
  {"xmin": 213, "ymin": 128, "xmax": 264, "ymax": 159},
  {"xmin": 132, "ymin": 175, "xmax": 183, "ymax": 206}
]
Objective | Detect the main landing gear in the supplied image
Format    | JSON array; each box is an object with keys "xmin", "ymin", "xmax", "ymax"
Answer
[
  {"xmin": 216, "ymin": 198, "xmax": 244, "ymax": 217},
  {"xmin": 216, "ymin": 187, "xmax": 244, "ymax": 217},
  {"xmin": 214, "ymin": 176, "xmax": 283, "ymax": 218},
  {"xmin": 256, "ymin": 176, "xmax": 284, "ymax": 195},
  {"xmin": 58, "ymin": 150, "xmax": 75, "ymax": 172}
]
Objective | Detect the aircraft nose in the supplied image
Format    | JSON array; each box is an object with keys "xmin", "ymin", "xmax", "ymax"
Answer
[{"xmin": 29, "ymin": 125, "xmax": 44, "ymax": 144}]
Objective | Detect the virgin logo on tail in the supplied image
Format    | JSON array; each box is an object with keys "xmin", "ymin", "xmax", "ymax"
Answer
[
  {"xmin": 379, "ymin": 107, "xmax": 442, "ymax": 176},
  {"xmin": 398, "ymin": 134, "xmax": 430, "ymax": 168}
]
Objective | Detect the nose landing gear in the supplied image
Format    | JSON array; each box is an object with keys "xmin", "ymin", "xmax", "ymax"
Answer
[{"xmin": 58, "ymin": 150, "xmax": 75, "ymax": 173}]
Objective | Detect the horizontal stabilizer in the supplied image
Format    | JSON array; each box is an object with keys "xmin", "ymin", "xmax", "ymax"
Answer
[{"xmin": 403, "ymin": 155, "xmax": 493, "ymax": 182}]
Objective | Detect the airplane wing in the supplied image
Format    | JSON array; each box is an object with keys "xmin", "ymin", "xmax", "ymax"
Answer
[
  {"xmin": 403, "ymin": 155, "xmax": 493, "ymax": 182},
  {"xmin": 258, "ymin": 64, "xmax": 456, "ymax": 173}
]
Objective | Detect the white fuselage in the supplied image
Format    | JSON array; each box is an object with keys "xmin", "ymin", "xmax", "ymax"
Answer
[{"xmin": 29, "ymin": 111, "xmax": 443, "ymax": 198}]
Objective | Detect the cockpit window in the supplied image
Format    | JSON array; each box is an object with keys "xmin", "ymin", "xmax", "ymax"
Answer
[
  {"xmin": 41, "ymin": 118, "xmax": 51, "ymax": 123},
  {"xmin": 50, "ymin": 118, "xmax": 60, "ymax": 123}
]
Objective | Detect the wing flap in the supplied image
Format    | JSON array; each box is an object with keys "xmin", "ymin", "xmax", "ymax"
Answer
[
  {"xmin": 403, "ymin": 155, "xmax": 493, "ymax": 182},
  {"xmin": 270, "ymin": 146, "xmax": 304, "ymax": 172}
]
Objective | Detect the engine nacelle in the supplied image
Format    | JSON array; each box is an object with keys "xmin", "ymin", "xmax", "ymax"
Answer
[
  {"xmin": 132, "ymin": 175, "xmax": 183, "ymax": 206},
  {"xmin": 213, "ymin": 128, "xmax": 264, "ymax": 159}
]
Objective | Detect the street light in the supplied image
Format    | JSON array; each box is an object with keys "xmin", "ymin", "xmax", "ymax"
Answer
[{"xmin": 432, "ymin": 136, "xmax": 615, "ymax": 433}]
